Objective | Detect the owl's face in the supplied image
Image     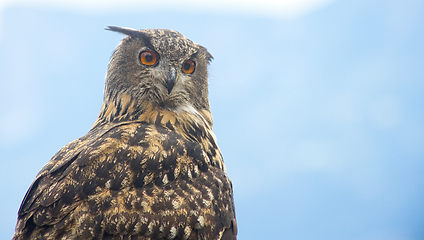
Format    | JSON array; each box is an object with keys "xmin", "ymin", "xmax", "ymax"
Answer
[{"xmin": 105, "ymin": 27, "xmax": 213, "ymax": 115}]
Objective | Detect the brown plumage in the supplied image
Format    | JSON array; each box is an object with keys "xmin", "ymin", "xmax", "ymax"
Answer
[{"xmin": 13, "ymin": 27, "xmax": 237, "ymax": 240}]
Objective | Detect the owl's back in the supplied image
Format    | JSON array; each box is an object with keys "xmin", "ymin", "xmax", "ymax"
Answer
[{"xmin": 14, "ymin": 113, "xmax": 236, "ymax": 240}]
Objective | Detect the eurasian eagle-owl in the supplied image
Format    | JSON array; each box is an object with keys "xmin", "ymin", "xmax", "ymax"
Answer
[{"xmin": 13, "ymin": 26, "xmax": 237, "ymax": 240}]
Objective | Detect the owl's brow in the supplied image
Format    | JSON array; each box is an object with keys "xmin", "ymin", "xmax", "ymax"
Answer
[
  {"xmin": 135, "ymin": 32, "xmax": 155, "ymax": 50},
  {"xmin": 189, "ymin": 50, "xmax": 200, "ymax": 60}
]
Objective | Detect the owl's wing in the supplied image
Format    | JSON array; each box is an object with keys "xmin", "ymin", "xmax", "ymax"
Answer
[
  {"xmin": 14, "ymin": 124, "xmax": 113, "ymax": 237},
  {"xmin": 222, "ymin": 182, "xmax": 237, "ymax": 240},
  {"xmin": 16, "ymin": 122, "xmax": 123, "ymax": 217},
  {"xmin": 14, "ymin": 122, "xmax": 237, "ymax": 240}
]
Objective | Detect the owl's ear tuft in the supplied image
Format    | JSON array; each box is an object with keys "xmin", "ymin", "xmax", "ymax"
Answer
[
  {"xmin": 106, "ymin": 26, "xmax": 142, "ymax": 38},
  {"xmin": 199, "ymin": 46, "xmax": 213, "ymax": 63},
  {"xmin": 206, "ymin": 52, "xmax": 214, "ymax": 63}
]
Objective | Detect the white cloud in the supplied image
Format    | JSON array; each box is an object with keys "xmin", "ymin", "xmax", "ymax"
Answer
[
  {"xmin": 0, "ymin": 0, "xmax": 335, "ymax": 19},
  {"xmin": 0, "ymin": 0, "xmax": 336, "ymax": 42}
]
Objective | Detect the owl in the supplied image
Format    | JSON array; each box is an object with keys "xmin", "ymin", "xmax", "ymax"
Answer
[{"xmin": 13, "ymin": 26, "xmax": 237, "ymax": 240}]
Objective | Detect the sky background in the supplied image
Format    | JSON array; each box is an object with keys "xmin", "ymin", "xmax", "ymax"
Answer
[{"xmin": 1, "ymin": 0, "xmax": 424, "ymax": 239}]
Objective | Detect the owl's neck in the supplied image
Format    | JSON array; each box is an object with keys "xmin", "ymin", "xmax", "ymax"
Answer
[
  {"xmin": 92, "ymin": 92, "xmax": 213, "ymax": 133},
  {"xmin": 91, "ymin": 92, "xmax": 224, "ymax": 171}
]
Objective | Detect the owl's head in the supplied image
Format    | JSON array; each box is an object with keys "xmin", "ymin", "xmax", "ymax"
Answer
[{"xmin": 99, "ymin": 26, "xmax": 213, "ymax": 125}]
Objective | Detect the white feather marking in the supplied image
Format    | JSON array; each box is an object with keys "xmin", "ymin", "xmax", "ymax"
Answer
[
  {"xmin": 196, "ymin": 215, "xmax": 205, "ymax": 229},
  {"xmin": 207, "ymin": 187, "xmax": 214, "ymax": 200},
  {"xmin": 193, "ymin": 164, "xmax": 199, "ymax": 175},
  {"xmin": 183, "ymin": 226, "xmax": 191, "ymax": 239},
  {"xmin": 140, "ymin": 216, "xmax": 148, "ymax": 224},
  {"xmin": 172, "ymin": 199, "xmax": 181, "ymax": 209},
  {"xmin": 147, "ymin": 221, "xmax": 155, "ymax": 235},
  {"xmin": 105, "ymin": 180, "xmax": 111, "ymax": 189},
  {"xmin": 202, "ymin": 199, "xmax": 211, "ymax": 207},
  {"xmin": 162, "ymin": 174, "xmax": 169, "ymax": 185},
  {"xmin": 169, "ymin": 226, "xmax": 177, "ymax": 239}
]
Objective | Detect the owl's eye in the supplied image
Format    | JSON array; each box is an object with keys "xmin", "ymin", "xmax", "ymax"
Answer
[
  {"xmin": 140, "ymin": 51, "xmax": 158, "ymax": 66},
  {"xmin": 182, "ymin": 60, "xmax": 195, "ymax": 74}
]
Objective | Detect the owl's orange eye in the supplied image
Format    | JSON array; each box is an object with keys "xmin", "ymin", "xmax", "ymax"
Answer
[
  {"xmin": 182, "ymin": 60, "xmax": 195, "ymax": 74},
  {"xmin": 140, "ymin": 51, "xmax": 158, "ymax": 66}
]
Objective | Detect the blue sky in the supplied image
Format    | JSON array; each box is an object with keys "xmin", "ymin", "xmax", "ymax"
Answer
[{"xmin": 1, "ymin": 0, "xmax": 423, "ymax": 239}]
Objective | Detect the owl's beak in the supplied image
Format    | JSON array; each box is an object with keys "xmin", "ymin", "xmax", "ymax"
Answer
[{"xmin": 164, "ymin": 68, "xmax": 176, "ymax": 94}]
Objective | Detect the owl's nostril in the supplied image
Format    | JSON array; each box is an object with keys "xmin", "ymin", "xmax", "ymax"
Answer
[{"xmin": 164, "ymin": 68, "xmax": 176, "ymax": 94}]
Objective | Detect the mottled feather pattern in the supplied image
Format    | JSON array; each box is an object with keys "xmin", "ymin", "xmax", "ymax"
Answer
[
  {"xmin": 14, "ymin": 107, "xmax": 236, "ymax": 239},
  {"xmin": 13, "ymin": 27, "xmax": 236, "ymax": 240}
]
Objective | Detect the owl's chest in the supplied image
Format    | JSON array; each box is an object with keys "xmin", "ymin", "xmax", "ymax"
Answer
[{"xmin": 69, "ymin": 123, "xmax": 230, "ymax": 238}]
